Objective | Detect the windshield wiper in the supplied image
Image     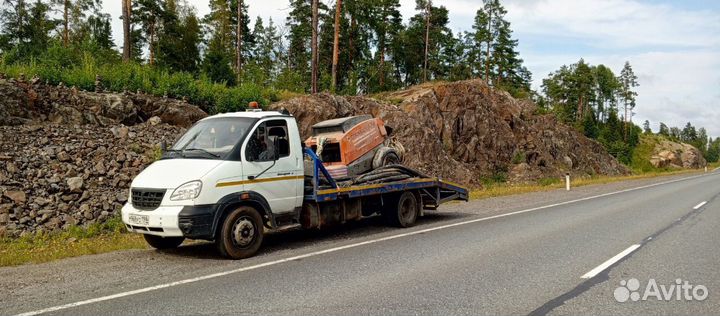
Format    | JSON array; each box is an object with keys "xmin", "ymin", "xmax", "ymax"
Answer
[
  {"xmin": 183, "ymin": 148, "xmax": 220, "ymax": 158},
  {"xmin": 161, "ymin": 149, "xmax": 184, "ymax": 159}
]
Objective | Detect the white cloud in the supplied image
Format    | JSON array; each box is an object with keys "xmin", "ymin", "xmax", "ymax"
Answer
[
  {"xmin": 500, "ymin": 0, "xmax": 720, "ymax": 136},
  {"xmin": 504, "ymin": 0, "xmax": 720, "ymax": 48}
]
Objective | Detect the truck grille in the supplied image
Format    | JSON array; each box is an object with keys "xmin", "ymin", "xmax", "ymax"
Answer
[{"xmin": 131, "ymin": 189, "xmax": 165, "ymax": 210}]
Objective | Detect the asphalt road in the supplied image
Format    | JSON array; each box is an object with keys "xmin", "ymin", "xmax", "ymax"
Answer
[{"xmin": 3, "ymin": 171, "xmax": 720, "ymax": 316}]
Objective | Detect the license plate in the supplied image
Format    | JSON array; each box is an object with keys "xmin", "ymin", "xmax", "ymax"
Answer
[{"xmin": 128, "ymin": 214, "xmax": 149, "ymax": 226}]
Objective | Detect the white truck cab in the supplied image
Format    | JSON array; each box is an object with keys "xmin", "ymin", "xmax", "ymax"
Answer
[{"xmin": 122, "ymin": 110, "xmax": 304, "ymax": 257}]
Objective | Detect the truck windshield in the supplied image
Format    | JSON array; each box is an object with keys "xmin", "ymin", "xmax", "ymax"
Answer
[{"xmin": 165, "ymin": 117, "xmax": 255, "ymax": 160}]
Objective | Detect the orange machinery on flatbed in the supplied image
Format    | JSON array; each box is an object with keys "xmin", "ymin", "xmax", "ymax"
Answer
[{"xmin": 305, "ymin": 115, "xmax": 401, "ymax": 179}]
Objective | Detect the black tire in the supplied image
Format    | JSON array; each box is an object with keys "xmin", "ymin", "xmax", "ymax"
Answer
[
  {"xmin": 216, "ymin": 206, "xmax": 264, "ymax": 259},
  {"xmin": 383, "ymin": 191, "xmax": 418, "ymax": 228},
  {"xmin": 381, "ymin": 152, "xmax": 400, "ymax": 167},
  {"xmin": 143, "ymin": 234, "xmax": 185, "ymax": 249}
]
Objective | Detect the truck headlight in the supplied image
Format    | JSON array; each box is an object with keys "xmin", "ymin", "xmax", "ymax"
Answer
[{"xmin": 170, "ymin": 181, "xmax": 202, "ymax": 201}]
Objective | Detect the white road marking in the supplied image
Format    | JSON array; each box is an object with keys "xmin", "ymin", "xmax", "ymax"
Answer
[
  {"xmin": 581, "ymin": 244, "xmax": 642, "ymax": 279},
  {"xmin": 693, "ymin": 201, "xmax": 707, "ymax": 210},
  {"xmin": 13, "ymin": 173, "xmax": 713, "ymax": 316}
]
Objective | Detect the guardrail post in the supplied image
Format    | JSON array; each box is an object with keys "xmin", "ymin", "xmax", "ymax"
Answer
[{"xmin": 565, "ymin": 173, "xmax": 571, "ymax": 191}]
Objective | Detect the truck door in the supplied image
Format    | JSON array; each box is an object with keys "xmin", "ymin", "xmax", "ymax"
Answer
[{"xmin": 242, "ymin": 118, "xmax": 302, "ymax": 214}]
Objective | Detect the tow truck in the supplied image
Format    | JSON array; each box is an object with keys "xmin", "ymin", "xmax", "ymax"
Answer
[{"xmin": 121, "ymin": 106, "xmax": 468, "ymax": 259}]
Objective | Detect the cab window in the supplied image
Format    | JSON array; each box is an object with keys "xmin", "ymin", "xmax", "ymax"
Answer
[{"xmin": 245, "ymin": 119, "xmax": 290, "ymax": 162}]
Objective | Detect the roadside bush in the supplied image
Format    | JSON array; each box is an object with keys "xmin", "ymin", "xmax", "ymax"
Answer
[{"xmin": 0, "ymin": 53, "xmax": 277, "ymax": 114}]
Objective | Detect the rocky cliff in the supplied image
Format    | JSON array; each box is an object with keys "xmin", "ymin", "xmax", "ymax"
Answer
[
  {"xmin": 271, "ymin": 80, "xmax": 629, "ymax": 185},
  {"xmin": 0, "ymin": 77, "xmax": 629, "ymax": 238},
  {"xmin": 648, "ymin": 138, "xmax": 706, "ymax": 169}
]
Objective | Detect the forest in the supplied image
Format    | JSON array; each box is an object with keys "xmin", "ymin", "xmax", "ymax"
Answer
[{"xmin": 0, "ymin": 0, "xmax": 716, "ymax": 165}]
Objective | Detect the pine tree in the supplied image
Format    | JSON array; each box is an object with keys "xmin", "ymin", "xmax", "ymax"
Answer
[
  {"xmin": 643, "ymin": 120, "xmax": 651, "ymax": 134},
  {"xmin": 396, "ymin": 1, "xmax": 451, "ymax": 85},
  {"xmin": 206, "ymin": 0, "xmax": 233, "ymax": 52},
  {"xmin": 592, "ymin": 64, "xmax": 619, "ymax": 122},
  {"xmin": 247, "ymin": 17, "xmax": 281, "ymax": 85},
  {"xmin": 330, "ymin": 0, "xmax": 342, "ymax": 92},
  {"xmin": 311, "ymin": 0, "xmax": 319, "ymax": 93},
  {"xmin": 0, "ymin": 0, "xmax": 29, "ymax": 51},
  {"xmin": 369, "ymin": 0, "xmax": 402, "ymax": 91},
  {"xmin": 158, "ymin": 0, "xmax": 203, "ymax": 73},
  {"xmin": 51, "ymin": 0, "xmax": 94, "ymax": 47},
  {"xmin": 122, "ymin": 0, "xmax": 132, "ymax": 62},
  {"xmin": 286, "ymin": 0, "xmax": 314, "ymax": 90},
  {"xmin": 418, "ymin": 0, "xmax": 431, "ymax": 82},
  {"xmin": 85, "ymin": 12, "xmax": 114, "ymax": 50},
  {"xmin": 1, "ymin": 0, "xmax": 58, "ymax": 57},
  {"xmin": 132, "ymin": 0, "xmax": 163, "ymax": 65},
  {"xmin": 658, "ymin": 122, "xmax": 670, "ymax": 136},
  {"xmin": 618, "ymin": 61, "xmax": 639, "ymax": 139},
  {"xmin": 469, "ymin": 8, "xmax": 490, "ymax": 78},
  {"xmin": 482, "ymin": 0, "xmax": 505, "ymax": 83},
  {"xmin": 229, "ymin": 0, "xmax": 252, "ymax": 81}
]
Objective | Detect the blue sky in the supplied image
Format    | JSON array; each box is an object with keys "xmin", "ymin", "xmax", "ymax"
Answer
[{"xmin": 106, "ymin": 0, "xmax": 720, "ymax": 137}]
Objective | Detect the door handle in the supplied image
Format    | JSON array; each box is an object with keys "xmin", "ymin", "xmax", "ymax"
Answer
[{"xmin": 278, "ymin": 172, "xmax": 293, "ymax": 176}]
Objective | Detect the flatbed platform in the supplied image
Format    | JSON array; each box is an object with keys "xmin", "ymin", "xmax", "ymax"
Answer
[{"xmin": 303, "ymin": 148, "xmax": 469, "ymax": 208}]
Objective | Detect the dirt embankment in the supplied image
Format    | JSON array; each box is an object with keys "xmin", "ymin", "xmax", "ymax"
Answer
[{"xmin": 272, "ymin": 79, "xmax": 629, "ymax": 186}]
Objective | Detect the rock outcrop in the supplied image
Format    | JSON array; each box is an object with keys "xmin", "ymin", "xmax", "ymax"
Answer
[
  {"xmin": 0, "ymin": 77, "xmax": 630, "ymax": 238},
  {"xmin": 649, "ymin": 139, "xmax": 706, "ymax": 169},
  {"xmin": 272, "ymin": 80, "xmax": 629, "ymax": 185},
  {"xmin": 0, "ymin": 77, "xmax": 207, "ymax": 127},
  {"xmin": 0, "ymin": 123, "xmax": 184, "ymax": 237},
  {"xmin": 0, "ymin": 77, "xmax": 197, "ymax": 237}
]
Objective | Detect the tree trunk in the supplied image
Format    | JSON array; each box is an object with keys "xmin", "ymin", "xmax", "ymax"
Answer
[
  {"xmin": 484, "ymin": 10, "xmax": 492, "ymax": 83},
  {"xmin": 577, "ymin": 94, "xmax": 583, "ymax": 121},
  {"xmin": 63, "ymin": 0, "xmax": 69, "ymax": 47},
  {"xmin": 349, "ymin": 15, "xmax": 355, "ymax": 66},
  {"xmin": 148, "ymin": 20, "xmax": 155, "ymax": 65},
  {"xmin": 379, "ymin": 39, "xmax": 386, "ymax": 89},
  {"xmin": 236, "ymin": 0, "xmax": 244, "ymax": 82},
  {"xmin": 331, "ymin": 0, "xmax": 342, "ymax": 93},
  {"xmin": 423, "ymin": 1, "xmax": 431, "ymax": 83},
  {"xmin": 311, "ymin": 0, "xmax": 319, "ymax": 94},
  {"xmin": 624, "ymin": 102, "xmax": 628, "ymax": 141},
  {"xmin": 122, "ymin": 0, "xmax": 131, "ymax": 62}
]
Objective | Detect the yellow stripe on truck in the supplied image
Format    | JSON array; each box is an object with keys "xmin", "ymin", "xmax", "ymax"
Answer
[{"xmin": 216, "ymin": 175, "xmax": 304, "ymax": 188}]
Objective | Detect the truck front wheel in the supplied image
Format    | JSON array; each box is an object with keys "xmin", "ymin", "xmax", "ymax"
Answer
[
  {"xmin": 143, "ymin": 234, "xmax": 185, "ymax": 249},
  {"xmin": 383, "ymin": 191, "xmax": 419, "ymax": 228},
  {"xmin": 216, "ymin": 206, "xmax": 264, "ymax": 259}
]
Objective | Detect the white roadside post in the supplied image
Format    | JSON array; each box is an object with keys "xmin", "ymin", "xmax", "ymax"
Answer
[
  {"xmin": 565, "ymin": 173, "xmax": 571, "ymax": 191},
  {"xmin": 705, "ymin": 166, "xmax": 708, "ymax": 173}
]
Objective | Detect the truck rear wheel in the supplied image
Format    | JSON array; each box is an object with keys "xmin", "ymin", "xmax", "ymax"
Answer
[
  {"xmin": 383, "ymin": 191, "xmax": 418, "ymax": 228},
  {"xmin": 143, "ymin": 234, "xmax": 185, "ymax": 249},
  {"xmin": 216, "ymin": 206, "xmax": 264, "ymax": 259}
]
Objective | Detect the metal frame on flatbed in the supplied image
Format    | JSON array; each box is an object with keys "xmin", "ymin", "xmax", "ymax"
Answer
[{"xmin": 303, "ymin": 148, "xmax": 468, "ymax": 206}]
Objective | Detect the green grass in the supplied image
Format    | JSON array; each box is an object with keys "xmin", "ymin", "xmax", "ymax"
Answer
[
  {"xmin": 0, "ymin": 215, "xmax": 146, "ymax": 267},
  {"xmin": 469, "ymin": 168, "xmax": 704, "ymax": 200}
]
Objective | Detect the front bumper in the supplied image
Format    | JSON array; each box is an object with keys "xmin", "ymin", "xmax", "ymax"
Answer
[
  {"xmin": 121, "ymin": 203, "xmax": 219, "ymax": 240},
  {"xmin": 121, "ymin": 203, "xmax": 184, "ymax": 237}
]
